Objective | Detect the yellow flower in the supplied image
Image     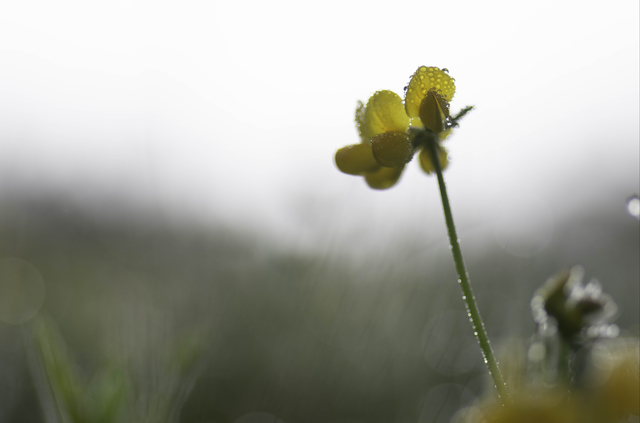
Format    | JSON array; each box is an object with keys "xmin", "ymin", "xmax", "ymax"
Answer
[
  {"xmin": 467, "ymin": 389, "xmax": 582, "ymax": 423},
  {"xmin": 335, "ymin": 66, "xmax": 459, "ymax": 190},
  {"xmin": 457, "ymin": 339, "xmax": 640, "ymax": 423},
  {"xmin": 590, "ymin": 339, "xmax": 640, "ymax": 421}
]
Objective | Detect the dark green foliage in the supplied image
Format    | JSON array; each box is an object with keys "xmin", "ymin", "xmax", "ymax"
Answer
[{"xmin": 0, "ymin": 196, "xmax": 637, "ymax": 422}]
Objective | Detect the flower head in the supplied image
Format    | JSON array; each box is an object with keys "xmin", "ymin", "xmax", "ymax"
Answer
[
  {"xmin": 457, "ymin": 339, "xmax": 640, "ymax": 423},
  {"xmin": 335, "ymin": 66, "xmax": 468, "ymax": 189}
]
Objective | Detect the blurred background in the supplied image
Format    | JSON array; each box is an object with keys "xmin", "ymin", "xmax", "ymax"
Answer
[{"xmin": 0, "ymin": 1, "xmax": 638, "ymax": 422}]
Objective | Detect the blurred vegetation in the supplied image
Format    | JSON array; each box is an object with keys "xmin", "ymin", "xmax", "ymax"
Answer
[{"xmin": 0, "ymin": 194, "xmax": 637, "ymax": 422}]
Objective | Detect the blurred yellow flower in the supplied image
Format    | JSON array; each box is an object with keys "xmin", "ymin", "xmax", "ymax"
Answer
[
  {"xmin": 335, "ymin": 66, "xmax": 458, "ymax": 190},
  {"xmin": 467, "ymin": 390, "xmax": 581, "ymax": 423},
  {"xmin": 590, "ymin": 339, "xmax": 640, "ymax": 421},
  {"xmin": 456, "ymin": 339, "xmax": 639, "ymax": 423}
]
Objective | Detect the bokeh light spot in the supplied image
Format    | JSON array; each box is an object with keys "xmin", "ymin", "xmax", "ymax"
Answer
[{"xmin": 627, "ymin": 195, "xmax": 639, "ymax": 219}]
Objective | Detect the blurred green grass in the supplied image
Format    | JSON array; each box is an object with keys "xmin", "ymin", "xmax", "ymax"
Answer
[{"xmin": 0, "ymin": 194, "xmax": 637, "ymax": 422}]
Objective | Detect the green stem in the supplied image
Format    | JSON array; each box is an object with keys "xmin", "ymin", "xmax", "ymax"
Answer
[
  {"xmin": 425, "ymin": 137, "xmax": 510, "ymax": 403},
  {"xmin": 558, "ymin": 338, "xmax": 571, "ymax": 383}
]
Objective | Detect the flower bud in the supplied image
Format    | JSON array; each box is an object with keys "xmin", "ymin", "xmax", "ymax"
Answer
[{"xmin": 419, "ymin": 89, "xmax": 450, "ymax": 134}]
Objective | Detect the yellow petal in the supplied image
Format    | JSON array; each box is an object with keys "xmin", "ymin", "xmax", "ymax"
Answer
[
  {"xmin": 409, "ymin": 117, "xmax": 424, "ymax": 129},
  {"xmin": 419, "ymin": 145, "xmax": 449, "ymax": 175},
  {"xmin": 354, "ymin": 100, "xmax": 367, "ymax": 142},
  {"xmin": 365, "ymin": 165, "xmax": 405, "ymax": 190},
  {"xmin": 360, "ymin": 90, "xmax": 410, "ymax": 142},
  {"xmin": 371, "ymin": 131, "xmax": 414, "ymax": 167},
  {"xmin": 405, "ymin": 66, "xmax": 455, "ymax": 118},
  {"xmin": 335, "ymin": 143, "xmax": 380, "ymax": 175},
  {"xmin": 419, "ymin": 89, "xmax": 450, "ymax": 133}
]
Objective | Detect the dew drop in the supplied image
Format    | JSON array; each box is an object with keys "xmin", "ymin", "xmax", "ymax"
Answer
[
  {"xmin": 419, "ymin": 75, "xmax": 425, "ymax": 80},
  {"xmin": 627, "ymin": 195, "xmax": 639, "ymax": 218}
]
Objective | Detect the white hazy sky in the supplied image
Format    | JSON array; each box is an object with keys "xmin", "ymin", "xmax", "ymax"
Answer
[{"xmin": 1, "ymin": 0, "xmax": 638, "ymax": 251}]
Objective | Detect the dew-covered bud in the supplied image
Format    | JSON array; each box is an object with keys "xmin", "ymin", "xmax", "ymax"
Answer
[{"xmin": 419, "ymin": 88, "xmax": 450, "ymax": 134}]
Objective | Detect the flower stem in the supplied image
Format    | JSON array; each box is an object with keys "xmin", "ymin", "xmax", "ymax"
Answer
[
  {"xmin": 425, "ymin": 137, "xmax": 510, "ymax": 403},
  {"xmin": 558, "ymin": 338, "xmax": 571, "ymax": 383}
]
